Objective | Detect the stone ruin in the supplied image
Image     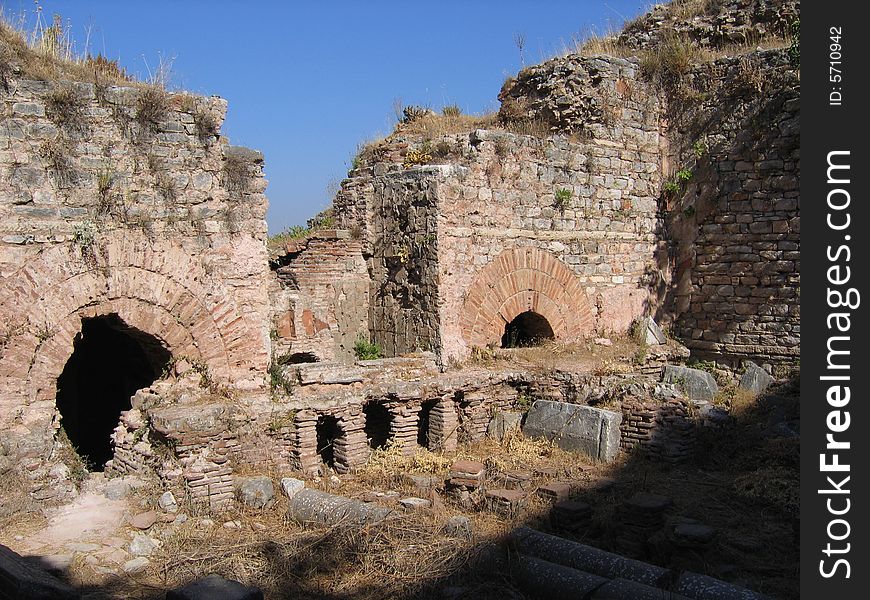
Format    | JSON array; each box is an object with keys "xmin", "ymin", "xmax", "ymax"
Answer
[{"xmin": 0, "ymin": 0, "xmax": 798, "ymax": 547}]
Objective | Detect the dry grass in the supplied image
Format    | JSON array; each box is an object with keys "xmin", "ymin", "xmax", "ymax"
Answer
[
  {"xmin": 44, "ymin": 84, "xmax": 89, "ymax": 136},
  {"xmin": 461, "ymin": 337, "xmax": 642, "ymax": 375},
  {"xmin": 362, "ymin": 440, "xmax": 453, "ymax": 477},
  {"xmin": 0, "ymin": 17, "xmax": 134, "ymax": 86},
  {"xmin": 150, "ymin": 509, "xmax": 479, "ymax": 599},
  {"xmin": 395, "ymin": 111, "xmax": 497, "ymax": 138}
]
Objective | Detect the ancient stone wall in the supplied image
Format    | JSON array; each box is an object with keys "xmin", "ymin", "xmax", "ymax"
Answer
[
  {"xmin": 0, "ymin": 77, "xmax": 271, "ymax": 488},
  {"xmin": 662, "ymin": 49, "xmax": 799, "ymax": 365},
  {"xmin": 329, "ymin": 55, "xmax": 665, "ymax": 363},
  {"xmin": 271, "ymin": 231, "xmax": 368, "ymax": 363},
  {"xmin": 436, "ymin": 125, "xmax": 662, "ymax": 361},
  {"xmin": 367, "ymin": 171, "xmax": 441, "ymax": 356}
]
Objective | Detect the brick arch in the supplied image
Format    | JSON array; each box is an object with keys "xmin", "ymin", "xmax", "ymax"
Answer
[
  {"xmin": 459, "ymin": 247, "xmax": 594, "ymax": 348},
  {"xmin": 0, "ymin": 239, "xmax": 267, "ymax": 401}
]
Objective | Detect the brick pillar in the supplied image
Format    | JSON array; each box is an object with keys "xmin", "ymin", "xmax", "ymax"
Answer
[
  {"xmin": 429, "ymin": 397, "xmax": 459, "ymax": 452},
  {"xmin": 333, "ymin": 411, "xmax": 367, "ymax": 473},
  {"xmin": 460, "ymin": 393, "xmax": 490, "ymax": 443},
  {"xmin": 388, "ymin": 403, "xmax": 420, "ymax": 456},
  {"xmin": 293, "ymin": 410, "xmax": 320, "ymax": 474}
]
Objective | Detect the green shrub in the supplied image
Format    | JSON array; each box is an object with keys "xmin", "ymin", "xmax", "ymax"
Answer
[
  {"xmin": 354, "ymin": 334, "xmax": 383, "ymax": 360},
  {"xmin": 676, "ymin": 168, "xmax": 693, "ymax": 182},
  {"xmin": 554, "ymin": 187, "xmax": 572, "ymax": 211}
]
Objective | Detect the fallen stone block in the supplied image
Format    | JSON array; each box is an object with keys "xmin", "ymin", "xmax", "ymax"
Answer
[
  {"xmin": 448, "ymin": 460, "xmax": 485, "ymax": 488},
  {"xmin": 128, "ymin": 511, "xmax": 158, "ymax": 530},
  {"xmin": 399, "ymin": 497, "xmax": 431, "ymax": 511},
  {"xmin": 122, "ymin": 557, "xmax": 149, "ymax": 574},
  {"xmin": 537, "ymin": 482, "xmax": 572, "ymax": 502},
  {"xmin": 166, "ymin": 573, "xmax": 264, "ymax": 600},
  {"xmin": 522, "ymin": 401, "xmax": 621, "ymax": 462},
  {"xmin": 280, "ymin": 477, "xmax": 305, "ymax": 499},
  {"xmin": 509, "ymin": 527, "xmax": 668, "ymax": 587},
  {"xmin": 286, "ymin": 488, "xmax": 392, "ymax": 526},
  {"xmin": 644, "ymin": 317, "xmax": 667, "ymax": 345},
  {"xmin": 0, "ymin": 544, "xmax": 79, "ymax": 600},
  {"xmin": 662, "ymin": 366, "xmax": 718, "ymax": 403},
  {"xmin": 158, "ymin": 491, "xmax": 178, "ymax": 512},
  {"xmin": 513, "ymin": 554, "xmax": 608, "ymax": 599},
  {"xmin": 236, "ymin": 476, "xmax": 274, "ymax": 509},
  {"xmin": 487, "ymin": 411, "xmax": 523, "ymax": 441},
  {"xmin": 674, "ymin": 571, "xmax": 772, "ymax": 600},
  {"xmin": 484, "ymin": 489, "xmax": 526, "ymax": 517},
  {"xmin": 738, "ymin": 362, "xmax": 774, "ymax": 395},
  {"xmin": 591, "ymin": 577, "xmax": 692, "ymax": 600}
]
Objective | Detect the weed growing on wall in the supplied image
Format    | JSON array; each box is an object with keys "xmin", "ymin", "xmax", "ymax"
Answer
[
  {"xmin": 353, "ymin": 334, "xmax": 383, "ymax": 360},
  {"xmin": 554, "ymin": 187, "xmax": 572, "ymax": 211},
  {"xmin": 134, "ymin": 86, "xmax": 168, "ymax": 132},
  {"xmin": 44, "ymin": 84, "xmax": 88, "ymax": 136}
]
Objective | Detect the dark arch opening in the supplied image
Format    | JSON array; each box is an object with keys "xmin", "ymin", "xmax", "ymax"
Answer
[
  {"xmin": 417, "ymin": 399, "xmax": 437, "ymax": 449},
  {"xmin": 56, "ymin": 314, "xmax": 171, "ymax": 470},
  {"xmin": 316, "ymin": 415, "xmax": 341, "ymax": 468},
  {"xmin": 363, "ymin": 403, "xmax": 392, "ymax": 450},
  {"xmin": 501, "ymin": 311, "xmax": 555, "ymax": 348},
  {"xmin": 280, "ymin": 352, "xmax": 320, "ymax": 365}
]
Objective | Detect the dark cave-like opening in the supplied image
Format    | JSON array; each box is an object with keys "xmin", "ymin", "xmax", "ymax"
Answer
[
  {"xmin": 55, "ymin": 314, "xmax": 171, "ymax": 470},
  {"xmin": 417, "ymin": 399, "xmax": 437, "ymax": 449},
  {"xmin": 316, "ymin": 415, "xmax": 341, "ymax": 468},
  {"xmin": 501, "ymin": 311, "xmax": 555, "ymax": 348},
  {"xmin": 363, "ymin": 402, "xmax": 392, "ymax": 450}
]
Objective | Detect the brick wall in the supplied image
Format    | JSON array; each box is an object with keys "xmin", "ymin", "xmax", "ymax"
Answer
[
  {"xmin": 271, "ymin": 231, "xmax": 368, "ymax": 362},
  {"xmin": 0, "ymin": 77, "xmax": 271, "ymax": 489}
]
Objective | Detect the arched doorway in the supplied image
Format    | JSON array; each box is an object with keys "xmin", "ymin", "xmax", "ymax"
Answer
[
  {"xmin": 55, "ymin": 314, "xmax": 171, "ymax": 469},
  {"xmin": 501, "ymin": 311, "xmax": 555, "ymax": 348},
  {"xmin": 459, "ymin": 247, "xmax": 594, "ymax": 351}
]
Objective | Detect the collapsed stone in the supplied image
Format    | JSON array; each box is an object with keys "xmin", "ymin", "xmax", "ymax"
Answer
[{"xmin": 522, "ymin": 401, "xmax": 621, "ymax": 462}]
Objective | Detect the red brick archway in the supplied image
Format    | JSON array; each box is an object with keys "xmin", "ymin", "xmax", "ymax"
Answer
[
  {"xmin": 459, "ymin": 247, "xmax": 594, "ymax": 349},
  {"xmin": 0, "ymin": 237, "xmax": 269, "ymax": 403}
]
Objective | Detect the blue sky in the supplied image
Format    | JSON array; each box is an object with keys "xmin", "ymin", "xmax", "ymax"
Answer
[{"xmin": 4, "ymin": 1, "xmax": 651, "ymax": 234}]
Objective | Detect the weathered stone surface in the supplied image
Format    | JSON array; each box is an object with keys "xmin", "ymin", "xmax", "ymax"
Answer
[
  {"xmin": 0, "ymin": 544, "xmax": 78, "ymax": 600},
  {"xmin": 286, "ymin": 489, "xmax": 392, "ymax": 526},
  {"xmin": 738, "ymin": 362, "xmax": 774, "ymax": 395},
  {"xmin": 236, "ymin": 476, "xmax": 274, "ymax": 509},
  {"xmin": 444, "ymin": 516, "xmax": 472, "ymax": 540},
  {"xmin": 673, "ymin": 523, "xmax": 716, "ymax": 545},
  {"xmin": 487, "ymin": 411, "xmax": 523, "ymax": 441},
  {"xmin": 166, "ymin": 574, "xmax": 264, "ymax": 600},
  {"xmin": 550, "ymin": 500, "xmax": 592, "ymax": 532},
  {"xmin": 537, "ymin": 482, "xmax": 571, "ymax": 502},
  {"xmin": 523, "ymin": 401, "xmax": 621, "ymax": 462},
  {"xmin": 128, "ymin": 533, "xmax": 159, "ymax": 557},
  {"xmin": 674, "ymin": 571, "xmax": 772, "ymax": 600},
  {"xmin": 122, "ymin": 557, "xmax": 150, "ymax": 574},
  {"xmin": 591, "ymin": 577, "xmax": 692, "ymax": 600},
  {"xmin": 662, "ymin": 366, "xmax": 718, "ymax": 403},
  {"xmin": 644, "ymin": 317, "xmax": 667, "ymax": 345},
  {"xmin": 509, "ymin": 527, "xmax": 668, "ymax": 586},
  {"xmin": 513, "ymin": 555, "xmax": 608, "ymax": 599},
  {"xmin": 399, "ymin": 497, "xmax": 431, "ymax": 510},
  {"xmin": 158, "ymin": 491, "xmax": 178, "ymax": 513},
  {"xmin": 280, "ymin": 477, "xmax": 305, "ymax": 499},
  {"xmin": 128, "ymin": 511, "xmax": 158, "ymax": 530}
]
